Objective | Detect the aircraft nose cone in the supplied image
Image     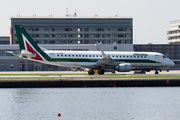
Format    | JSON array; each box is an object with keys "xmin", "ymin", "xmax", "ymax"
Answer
[{"xmin": 170, "ymin": 61, "xmax": 175, "ymax": 66}]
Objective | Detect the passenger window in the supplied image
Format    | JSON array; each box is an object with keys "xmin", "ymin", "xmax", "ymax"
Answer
[
  {"xmin": 116, "ymin": 55, "xmax": 118, "ymax": 57},
  {"xmin": 96, "ymin": 55, "xmax": 98, "ymax": 57},
  {"xmin": 100, "ymin": 55, "xmax": 102, "ymax": 57},
  {"xmin": 93, "ymin": 55, "xmax": 95, "ymax": 57},
  {"xmin": 76, "ymin": 55, "xmax": 78, "ymax": 57},
  {"xmin": 61, "ymin": 55, "xmax": 63, "ymax": 57},
  {"xmin": 89, "ymin": 55, "xmax": 91, "ymax": 57},
  {"xmin": 79, "ymin": 55, "xmax": 81, "ymax": 57},
  {"xmin": 69, "ymin": 55, "xmax": 71, "ymax": 57}
]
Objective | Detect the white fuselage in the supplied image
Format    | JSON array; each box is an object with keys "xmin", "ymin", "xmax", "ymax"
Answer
[{"xmin": 40, "ymin": 51, "xmax": 174, "ymax": 69}]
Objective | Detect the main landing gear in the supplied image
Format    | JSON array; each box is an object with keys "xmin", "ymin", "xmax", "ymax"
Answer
[
  {"xmin": 98, "ymin": 69, "xmax": 104, "ymax": 75},
  {"xmin": 88, "ymin": 69, "xmax": 105, "ymax": 75},
  {"xmin": 88, "ymin": 70, "xmax": 94, "ymax": 75}
]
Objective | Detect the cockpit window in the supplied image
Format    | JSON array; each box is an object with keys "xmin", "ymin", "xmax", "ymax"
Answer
[{"xmin": 163, "ymin": 56, "xmax": 167, "ymax": 58}]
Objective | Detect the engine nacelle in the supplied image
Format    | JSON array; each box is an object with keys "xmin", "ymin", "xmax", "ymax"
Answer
[{"xmin": 116, "ymin": 63, "xmax": 132, "ymax": 72}]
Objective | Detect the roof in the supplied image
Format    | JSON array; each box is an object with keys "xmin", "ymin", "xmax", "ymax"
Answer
[{"xmin": 10, "ymin": 16, "xmax": 132, "ymax": 19}]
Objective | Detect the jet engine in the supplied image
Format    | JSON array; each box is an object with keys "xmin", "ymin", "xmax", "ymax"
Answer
[{"xmin": 116, "ymin": 63, "xmax": 132, "ymax": 72}]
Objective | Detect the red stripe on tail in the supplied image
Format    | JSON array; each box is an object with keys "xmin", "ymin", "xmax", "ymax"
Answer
[{"xmin": 25, "ymin": 40, "xmax": 43, "ymax": 61}]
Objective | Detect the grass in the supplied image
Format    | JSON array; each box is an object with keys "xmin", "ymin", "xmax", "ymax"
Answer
[
  {"xmin": 0, "ymin": 77, "xmax": 58, "ymax": 81},
  {"xmin": 0, "ymin": 75, "xmax": 180, "ymax": 81}
]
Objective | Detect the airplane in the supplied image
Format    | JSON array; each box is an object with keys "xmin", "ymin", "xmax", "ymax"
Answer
[{"xmin": 13, "ymin": 25, "xmax": 175, "ymax": 75}]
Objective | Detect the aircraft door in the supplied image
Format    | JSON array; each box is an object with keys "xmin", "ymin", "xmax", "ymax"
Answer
[
  {"xmin": 155, "ymin": 55, "xmax": 159, "ymax": 62},
  {"xmin": 20, "ymin": 64, "xmax": 25, "ymax": 71}
]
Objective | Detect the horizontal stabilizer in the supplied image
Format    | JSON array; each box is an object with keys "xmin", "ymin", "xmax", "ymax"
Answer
[
  {"xmin": 6, "ymin": 51, "xmax": 20, "ymax": 57},
  {"xmin": 20, "ymin": 50, "xmax": 36, "ymax": 58}
]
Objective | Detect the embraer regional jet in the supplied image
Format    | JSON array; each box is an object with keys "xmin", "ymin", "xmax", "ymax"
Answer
[{"xmin": 13, "ymin": 25, "xmax": 174, "ymax": 75}]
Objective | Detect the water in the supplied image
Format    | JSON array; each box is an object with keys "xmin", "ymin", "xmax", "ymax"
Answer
[{"xmin": 0, "ymin": 87, "xmax": 180, "ymax": 120}]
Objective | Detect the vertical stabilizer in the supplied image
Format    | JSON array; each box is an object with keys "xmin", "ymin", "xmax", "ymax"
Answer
[{"xmin": 15, "ymin": 25, "xmax": 50, "ymax": 61}]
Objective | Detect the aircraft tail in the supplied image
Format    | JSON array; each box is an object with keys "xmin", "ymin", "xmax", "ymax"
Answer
[{"xmin": 15, "ymin": 25, "xmax": 49, "ymax": 61}]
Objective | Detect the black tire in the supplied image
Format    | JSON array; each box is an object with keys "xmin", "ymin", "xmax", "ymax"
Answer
[
  {"xmin": 155, "ymin": 71, "xmax": 159, "ymax": 74},
  {"xmin": 88, "ymin": 70, "xmax": 94, "ymax": 75},
  {"xmin": 98, "ymin": 69, "xmax": 104, "ymax": 75}
]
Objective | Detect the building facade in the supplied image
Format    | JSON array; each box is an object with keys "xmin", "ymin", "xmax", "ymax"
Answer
[
  {"xmin": 167, "ymin": 20, "xmax": 180, "ymax": 44},
  {"xmin": 10, "ymin": 16, "xmax": 133, "ymax": 45},
  {"xmin": 0, "ymin": 37, "xmax": 10, "ymax": 44}
]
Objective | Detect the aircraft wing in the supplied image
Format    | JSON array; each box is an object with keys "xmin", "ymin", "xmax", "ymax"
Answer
[{"xmin": 93, "ymin": 50, "xmax": 117, "ymax": 67}]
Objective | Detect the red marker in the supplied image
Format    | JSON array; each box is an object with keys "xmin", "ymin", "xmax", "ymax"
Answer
[{"xmin": 57, "ymin": 113, "xmax": 61, "ymax": 117}]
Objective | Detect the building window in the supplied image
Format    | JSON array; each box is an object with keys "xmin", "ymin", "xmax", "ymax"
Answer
[
  {"xmin": 118, "ymin": 28, "xmax": 124, "ymax": 31},
  {"xmin": 1, "ymin": 64, "xmax": 4, "ymax": 68},
  {"xmin": 84, "ymin": 28, "xmax": 89, "ymax": 31}
]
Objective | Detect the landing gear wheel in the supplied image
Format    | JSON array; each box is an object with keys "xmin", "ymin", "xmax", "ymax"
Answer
[
  {"xmin": 98, "ymin": 69, "xmax": 104, "ymax": 75},
  {"xmin": 88, "ymin": 70, "xmax": 94, "ymax": 75},
  {"xmin": 155, "ymin": 71, "xmax": 159, "ymax": 74}
]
